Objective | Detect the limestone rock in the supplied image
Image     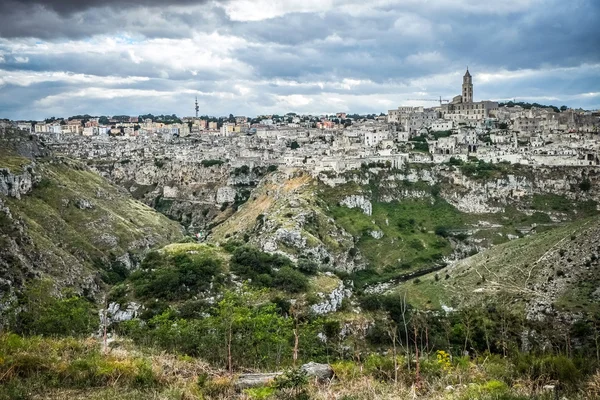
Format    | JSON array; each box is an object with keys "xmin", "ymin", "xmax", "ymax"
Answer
[
  {"xmin": 0, "ymin": 165, "xmax": 38, "ymax": 199},
  {"xmin": 76, "ymin": 198, "xmax": 94, "ymax": 209},
  {"xmin": 301, "ymin": 362, "xmax": 334, "ymax": 381},
  {"xmin": 216, "ymin": 186, "xmax": 237, "ymax": 204},
  {"xmin": 163, "ymin": 185, "xmax": 179, "ymax": 198},
  {"xmin": 370, "ymin": 230, "xmax": 384, "ymax": 239},
  {"xmin": 234, "ymin": 373, "xmax": 282, "ymax": 389},
  {"xmin": 339, "ymin": 195, "xmax": 372, "ymax": 216},
  {"xmin": 104, "ymin": 302, "xmax": 141, "ymax": 324},
  {"xmin": 311, "ymin": 282, "xmax": 351, "ymax": 314}
]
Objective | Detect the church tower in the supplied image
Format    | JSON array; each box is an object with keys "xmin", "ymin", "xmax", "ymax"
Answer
[{"xmin": 462, "ymin": 68, "xmax": 473, "ymax": 103}]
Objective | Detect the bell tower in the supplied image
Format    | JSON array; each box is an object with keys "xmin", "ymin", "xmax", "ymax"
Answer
[{"xmin": 462, "ymin": 68, "xmax": 473, "ymax": 103}]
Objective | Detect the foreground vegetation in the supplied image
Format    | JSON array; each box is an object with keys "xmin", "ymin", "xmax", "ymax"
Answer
[
  {"xmin": 2, "ymin": 332, "xmax": 600, "ymax": 400},
  {"xmin": 3, "ymin": 239, "xmax": 600, "ymax": 399}
]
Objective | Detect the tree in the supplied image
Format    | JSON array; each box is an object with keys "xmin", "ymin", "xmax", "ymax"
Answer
[
  {"xmin": 560, "ymin": 105, "xmax": 568, "ymax": 112},
  {"xmin": 290, "ymin": 140, "xmax": 300, "ymax": 150}
]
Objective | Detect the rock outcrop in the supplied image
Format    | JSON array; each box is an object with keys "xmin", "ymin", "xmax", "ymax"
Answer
[
  {"xmin": 311, "ymin": 281, "xmax": 352, "ymax": 315},
  {"xmin": 0, "ymin": 165, "xmax": 39, "ymax": 199},
  {"xmin": 339, "ymin": 195, "xmax": 372, "ymax": 216},
  {"xmin": 0, "ymin": 132, "xmax": 184, "ymax": 310}
]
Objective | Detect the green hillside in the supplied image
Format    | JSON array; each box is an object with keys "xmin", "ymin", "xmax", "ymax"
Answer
[
  {"xmin": 0, "ymin": 144, "xmax": 184, "ymax": 300},
  {"xmin": 394, "ymin": 214, "xmax": 600, "ymax": 316}
]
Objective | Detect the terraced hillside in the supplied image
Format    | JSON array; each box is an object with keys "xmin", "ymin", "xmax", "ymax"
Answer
[{"xmin": 394, "ymin": 214, "xmax": 600, "ymax": 319}]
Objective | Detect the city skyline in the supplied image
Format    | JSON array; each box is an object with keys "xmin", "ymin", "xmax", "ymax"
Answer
[{"xmin": 0, "ymin": 0, "xmax": 599, "ymax": 120}]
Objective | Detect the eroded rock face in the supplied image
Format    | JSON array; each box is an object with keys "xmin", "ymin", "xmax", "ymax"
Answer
[
  {"xmin": 370, "ymin": 230, "xmax": 384, "ymax": 239},
  {"xmin": 0, "ymin": 165, "xmax": 39, "ymax": 199},
  {"xmin": 76, "ymin": 198, "xmax": 94, "ymax": 209},
  {"xmin": 104, "ymin": 302, "xmax": 141, "ymax": 324},
  {"xmin": 311, "ymin": 281, "xmax": 352, "ymax": 315},
  {"xmin": 339, "ymin": 195, "xmax": 372, "ymax": 216},
  {"xmin": 216, "ymin": 186, "xmax": 237, "ymax": 204}
]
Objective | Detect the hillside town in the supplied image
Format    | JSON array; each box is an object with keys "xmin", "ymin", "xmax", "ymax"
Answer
[{"xmin": 3, "ymin": 69, "xmax": 599, "ymax": 172}]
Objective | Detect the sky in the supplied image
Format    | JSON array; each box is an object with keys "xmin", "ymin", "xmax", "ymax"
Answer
[{"xmin": 0, "ymin": 0, "xmax": 599, "ymax": 120}]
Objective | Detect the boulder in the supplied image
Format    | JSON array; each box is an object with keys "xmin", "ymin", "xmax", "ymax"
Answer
[
  {"xmin": 301, "ymin": 362, "xmax": 334, "ymax": 381},
  {"xmin": 76, "ymin": 198, "xmax": 94, "ymax": 209},
  {"xmin": 234, "ymin": 373, "xmax": 281, "ymax": 390}
]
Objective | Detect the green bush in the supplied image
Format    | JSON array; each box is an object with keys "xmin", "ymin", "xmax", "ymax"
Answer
[
  {"xmin": 364, "ymin": 354, "xmax": 400, "ymax": 381},
  {"xmin": 273, "ymin": 266, "xmax": 308, "ymax": 293},
  {"xmin": 297, "ymin": 259, "xmax": 318, "ymax": 275},
  {"xmin": 14, "ymin": 280, "xmax": 96, "ymax": 337},
  {"xmin": 130, "ymin": 252, "xmax": 223, "ymax": 301},
  {"xmin": 244, "ymin": 386, "xmax": 276, "ymax": 399},
  {"xmin": 434, "ymin": 226, "xmax": 449, "ymax": 237},
  {"xmin": 201, "ymin": 159, "xmax": 224, "ymax": 168},
  {"xmin": 230, "ymin": 246, "xmax": 297, "ymax": 290},
  {"xmin": 274, "ymin": 368, "xmax": 308, "ymax": 396},
  {"xmin": 579, "ymin": 180, "xmax": 592, "ymax": 192}
]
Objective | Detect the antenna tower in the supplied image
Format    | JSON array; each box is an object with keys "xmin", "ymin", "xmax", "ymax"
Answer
[{"xmin": 195, "ymin": 97, "xmax": 199, "ymax": 118}]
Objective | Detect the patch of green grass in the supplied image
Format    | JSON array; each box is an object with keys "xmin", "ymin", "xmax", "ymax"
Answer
[
  {"xmin": 0, "ymin": 148, "xmax": 30, "ymax": 174},
  {"xmin": 531, "ymin": 194, "xmax": 572, "ymax": 213},
  {"xmin": 308, "ymin": 274, "xmax": 341, "ymax": 296},
  {"xmin": 329, "ymin": 198, "xmax": 463, "ymax": 274},
  {"xmin": 394, "ymin": 216, "xmax": 600, "ymax": 313}
]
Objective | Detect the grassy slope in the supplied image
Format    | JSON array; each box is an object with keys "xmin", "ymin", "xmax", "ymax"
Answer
[
  {"xmin": 210, "ymin": 172, "xmax": 356, "ymax": 268},
  {"xmin": 0, "ymin": 156, "xmax": 183, "ymax": 290},
  {"xmin": 317, "ymin": 168, "xmax": 598, "ymax": 287},
  {"xmin": 394, "ymin": 215, "xmax": 600, "ymax": 314}
]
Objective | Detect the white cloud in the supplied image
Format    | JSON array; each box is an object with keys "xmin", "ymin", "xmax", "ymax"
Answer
[
  {"xmin": 405, "ymin": 51, "xmax": 445, "ymax": 65},
  {"xmin": 221, "ymin": 0, "xmax": 334, "ymax": 21},
  {"xmin": 0, "ymin": 69, "xmax": 150, "ymax": 87}
]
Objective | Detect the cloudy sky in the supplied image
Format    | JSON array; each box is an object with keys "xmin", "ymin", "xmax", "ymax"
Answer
[{"xmin": 0, "ymin": 0, "xmax": 598, "ymax": 120}]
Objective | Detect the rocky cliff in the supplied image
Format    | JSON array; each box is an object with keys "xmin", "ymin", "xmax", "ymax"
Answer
[{"xmin": 0, "ymin": 130, "xmax": 184, "ymax": 313}]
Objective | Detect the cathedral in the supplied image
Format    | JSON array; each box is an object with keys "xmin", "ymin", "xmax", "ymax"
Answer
[{"xmin": 440, "ymin": 69, "xmax": 498, "ymax": 121}]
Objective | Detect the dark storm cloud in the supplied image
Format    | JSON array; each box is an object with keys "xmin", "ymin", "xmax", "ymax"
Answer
[
  {"xmin": 0, "ymin": 0, "xmax": 599, "ymax": 119},
  {"xmin": 0, "ymin": 1, "xmax": 227, "ymax": 39},
  {"xmin": 0, "ymin": 0, "xmax": 218, "ymax": 15}
]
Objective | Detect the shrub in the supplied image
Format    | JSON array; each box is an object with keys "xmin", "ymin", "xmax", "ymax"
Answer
[
  {"xmin": 14, "ymin": 281, "xmax": 96, "ymax": 337},
  {"xmin": 273, "ymin": 266, "xmax": 308, "ymax": 293},
  {"xmin": 244, "ymin": 386, "xmax": 276, "ymax": 399},
  {"xmin": 435, "ymin": 226, "xmax": 449, "ymax": 237},
  {"xmin": 130, "ymin": 252, "xmax": 223, "ymax": 301},
  {"xmin": 409, "ymin": 238, "xmax": 425, "ymax": 250},
  {"xmin": 201, "ymin": 159, "xmax": 224, "ymax": 168},
  {"xmin": 297, "ymin": 259, "xmax": 318, "ymax": 275},
  {"xmin": 579, "ymin": 180, "xmax": 592, "ymax": 192},
  {"xmin": 364, "ymin": 354, "xmax": 400, "ymax": 381},
  {"xmin": 331, "ymin": 361, "xmax": 362, "ymax": 382},
  {"xmin": 448, "ymin": 157, "xmax": 463, "ymax": 166},
  {"xmin": 274, "ymin": 368, "xmax": 308, "ymax": 396}
]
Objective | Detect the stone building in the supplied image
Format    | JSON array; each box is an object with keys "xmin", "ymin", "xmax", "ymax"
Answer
[{"xmin": 441, "ymin": 69, "xmax": 498, "ymax": 121}]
